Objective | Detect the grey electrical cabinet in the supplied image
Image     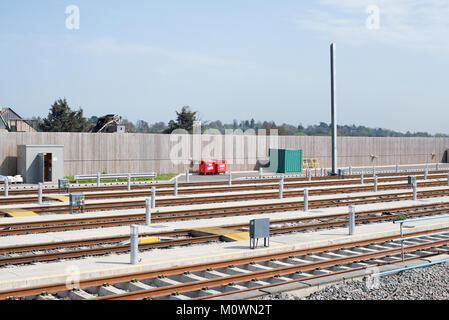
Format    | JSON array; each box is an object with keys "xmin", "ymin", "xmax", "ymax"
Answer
[
  {"xmin": 58, "ymin": 178, "xmax": 70, "ymax": 193},
  {"xmin": 408, "ymin": 175, "xmax": 417, "ymax": 185},
  {"xmin": 249, "ymin": 218, "xmax": 270, "ymax": 249},
  {"xmin": 69, "ymin": 193, "xmax": 85, "ymax": 214}
]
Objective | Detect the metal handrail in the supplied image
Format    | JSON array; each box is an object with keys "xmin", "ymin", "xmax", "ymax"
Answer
[
  {"xmin": 394, "ymin": 213, "xmax": 449, "ymax": 261},
  {"xmin": 74, "ymin": 172, "xmax": 157, "ymax": 184}
]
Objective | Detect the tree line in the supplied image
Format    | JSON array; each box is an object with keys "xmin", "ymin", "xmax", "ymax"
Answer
[{"xmin": 32, "ymin": 98, "xmax": 447, "ymax": 137}]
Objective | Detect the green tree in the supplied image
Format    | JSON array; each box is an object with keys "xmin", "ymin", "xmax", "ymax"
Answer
[
  {"xmin": 40, "ymin": 98, "xmax": 88, "ymax": 132},
  {"xmin": 164, "ymin": 106, "xmax": 198, "ymax": 133}
]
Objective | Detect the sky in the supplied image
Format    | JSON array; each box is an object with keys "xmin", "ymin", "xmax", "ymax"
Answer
[{"xmin": 1, "ymin": 0, "xmax": 449, "ymax": 134}]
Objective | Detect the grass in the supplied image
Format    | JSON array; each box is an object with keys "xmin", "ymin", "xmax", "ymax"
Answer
[{"xmin": 63, "ymin": 173, "xmax": 177, "ymax": 183}]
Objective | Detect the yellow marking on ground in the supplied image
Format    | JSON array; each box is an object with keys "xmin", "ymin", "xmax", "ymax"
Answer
[
  {"xmin": 0, "ymin": 208, "xmax": 39, "ymax": 217},
  {"xmin": 43, "ymin": 195, "xmax": 69, "ymax": 202},
  {"xmin": 191, "ymin": 227, "xmax": 250, "ymax": 241},
  {"xmin": 139, "ymin": 237, "xmax": 159, "ymax": 244},
  {"xmin": 2, "ymin": 220, "xmax": 449, "ymax": 286},
  {"xmin": 223, "ymin": 232, "xmax": 250, "ymax": 241}
]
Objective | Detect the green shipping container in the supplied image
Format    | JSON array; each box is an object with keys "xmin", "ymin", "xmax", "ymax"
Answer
[{"xmin": 268, "ymin": 148, "xmax": 303, "ymax": 173}]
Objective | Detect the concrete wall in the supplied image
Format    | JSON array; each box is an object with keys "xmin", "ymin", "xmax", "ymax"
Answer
[{"xmin": 1, "ymin": 132, "xmax": 448, "ymax": 176}]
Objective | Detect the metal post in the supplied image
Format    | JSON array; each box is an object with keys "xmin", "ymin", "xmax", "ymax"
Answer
[
  {"xmin": 372, "ymin": 166, "xmax": 375, "ymax": 176},
  {"xmin": 400, "ymin": 222, "xmax": 404, "ymax": 262},
  {"xmin": 97, "ymin": 172, "xmax": 100, "ymax": 187},
  {"xmin": 38, "ymin": 182, "xmax": 43, "ymax": 204},
  {"xmin": 374, "ymin": 175, "xmax": 378, "ymax": 192},
  {"xmin": 279, "ymin": 176, "xmax": 284, "ymax": 199},
  {"xmin": 447, "ymin": 172, "xmax": 449, "ymax": 187},
  {"xmin": 130, "ymin": 224, "xmax": 139, "ymax": 265},
  {"xmin": 320, "ymin": 168, "xmax": 324, "ymax": 177},
  {"xmin": 228, "ymin": 171, "xmax": 232, "ymax": 186},
  {"xmin": 412, "ymin": 182, "xmax": 417, "ymax": 200},
  {"xmin": 349, "ymin": 165, "xmax": 352, "ymax": 175},
  {"xmin": 436, "ymin": 163, "xmax": 439, "ymax": 171},
  {"xmin": 307, "ymin": 169, "xmax": 311, "ymax": 181},
  {"xmin": 127, "ymin": 174, "xmax": 131, "ymax": 191},
  {"xmin": 259, "ymin": 168, "xmax": 263, "ymax": 179},
  {"xmin": 360, "ymin": 173, "xmax": 364, "ymax": 184},
  {"xmin": 145, "ymin": 197, "xmax": 151, "ymax": 225},
  {"xmin": 348, "ymin": 205, "xmax": 355, "ymax": 235},
  {"xmin": 330, "ymin": 43, "xmax": 337, "ymax": 175},
  {"xmin": 174, "ymin": 177, "xmax": 178, "ymax": 196},
  {"xmin": 424, "ymin": 168, "xmax": 428, "ymax": 180},
  {"xmin": 185, "ymin": 169, "xmax": 189, "ymax": 183},
  {"xmin": 304, "ymin": 189, "xmax": 308, "ymax": 212},
  {"xmin": 151, "ymin": 187, "xmax": 156, "ymax": 208},
  {"xmin": 396, "ymin": 164, "xmax": 399, "ymax": 173},
  {"xmin": 4, "ymin": 177, "xmax": 8, "ymax": 197}
]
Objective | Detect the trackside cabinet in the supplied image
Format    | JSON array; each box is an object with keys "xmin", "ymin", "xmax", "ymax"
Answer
[{"xmin": 249, "ymin": 218, "xmax": 270, "ymax": 249}]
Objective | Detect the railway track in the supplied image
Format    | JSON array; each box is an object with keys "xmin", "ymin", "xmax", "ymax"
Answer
[
  {"xmin": 2, "ymin": 202, "xmax": 449, "ymax": 266},
  {"xmin": 1, "ymin": 172, "xmax": 448, "ymax": 206},
  {"xmin": 2, "ymin": 228, "xmax": 448, "ymax": 300},
  {"xmin": 2, "ymin": 189, "xmax": 449, "ymax": 237},
  {"xmin": 2, "ymin": 179, "xmax": 449, "ymax": 217}
]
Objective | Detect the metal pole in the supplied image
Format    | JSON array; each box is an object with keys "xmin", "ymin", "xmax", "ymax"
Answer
[
  {"xmin": 374, "ymin": 175, "xmax": 378, "ymax": 192},
  {"xmin": 4, "ymin": 177, "xmax": 8, "ymax": 197},
  {"xmin": 97, "ymin": 172, "xmax": 100, "ymax": 187},
  {"xmin": 424, "ymin": 168, "xmax": 428, "ymax": 180},
  {"xmin": 127, "ymin": 174, "xmax": 131, "ymax": 191},
  {"xmin": 185, "ymin": 169, "xmax": 189, "ymax": 183},
  {"xmin": 320, "ymin": 168, "xmax": 324, "ymax": 177},
  {"xmin": 228, "ymin": 171, "xmax": 232, "ymax": 186},
  {"xmin": 304, "ymin": 189, "xmax": 308, "ymax": 212},
  {"xmin": 348, "ymin": 205, "xmax": 355, "ymax": 235},
  {"xmin": 330, "ymin": 43, "xmax": 337, "ymax": 175},
  {"xmin": 145, "ymin": 197, "xmax": 151, "ymax": 225},
  {"xmin": 412, "ymin": 182, "xmax": 417, "ymax": 200},
  {"xmin": 279, "ymin": 176, "xmax": 284, "ymax": 199},
  {"xmin": 151, "ymin": 187, "xmax": 156, "ymax": 208},
  {"xmin": 130, "ymin": 224, "xmax": 139, "ymax": 264},
  {"xmin": 259, "ymin": 168, "xmax": 263, "ymax": 179},
  {"xmin": 174, "ymin": 177, "xmax": 178, "ymax": 196},
  {"xmin": 349, "ymin": 165, "xmax": 352, "ymax": 175},
  {"xmin": 372, "ymin": 166, "xmax": 375, "ymax": 176},
  {"xmin": 38, "ymin": 182, "xmax": 43, "ymax": 204},
  {"xmin": 307, "ymin": 169, "xmax": 311, "ymax": 181},
  {"xmin": 400, "ymin": 222, "xmax": 404, "ymax": 262},
  {"xmin": 436, "ymin": 163, "xmax": 439, "ymax": 171},
  {"xmin": 360, "ymin": 173, "xmax": 364, "ymax": 184},
  {"xmin": 447, "ymin": 172, "xmax": 449, "ymax": 187},
  {"xmin": 396, "ymin": 164, "xmax": 399, "ymax": 173}
]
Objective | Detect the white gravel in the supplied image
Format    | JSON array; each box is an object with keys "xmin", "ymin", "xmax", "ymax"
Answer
[{"xmin": 260, "ymin": 262, "xmax": 449, "ymax": 300}]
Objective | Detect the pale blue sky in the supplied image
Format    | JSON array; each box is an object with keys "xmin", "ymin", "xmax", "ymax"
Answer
[{"xmin": 1, "ymin": 1, "xmax": 448, "ymax": 134}]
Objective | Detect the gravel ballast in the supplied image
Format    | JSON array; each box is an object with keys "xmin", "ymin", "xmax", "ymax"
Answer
[{"xmin": 260, "ymin": 262, "xmax": 449, "ymax": 300}]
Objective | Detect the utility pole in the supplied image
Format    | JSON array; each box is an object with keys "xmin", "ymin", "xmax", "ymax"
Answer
[{"xmin": 330, "ymin": 43, "xmax": 337, "ymax": 175}]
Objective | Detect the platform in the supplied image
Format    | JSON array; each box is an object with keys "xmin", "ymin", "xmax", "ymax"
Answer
[{"xmin": 1, "ymin": 195, "xmax": 449, "ymax": 291}]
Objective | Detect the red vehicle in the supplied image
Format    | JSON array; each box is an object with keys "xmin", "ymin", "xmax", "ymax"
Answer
[
  {"xmin": 199, "ymin": 160, "xmax": 215, "ymax": 175},
  {"xmin": 213, "ymin": 159, "xmax": 227, "ymax": 174}
]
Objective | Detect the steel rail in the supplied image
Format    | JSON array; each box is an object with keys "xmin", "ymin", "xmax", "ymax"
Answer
[
  {"xmin": 2, "ymin": 191, "xmax": 449, "ymax": 237},
  {"xmin": 4, "ymin": 170, "xmax": 447, "ymax": 196},
  {"xmin": 2, "ymin": 226, "xmax": 449, "ymax": 300},
  {"xmin": 94, "ymin": 237, "xmax": 449, "ymax": 300},
  {"xmin": 2, "ymin": 204, "xmax": 449, "ymax": 266}
]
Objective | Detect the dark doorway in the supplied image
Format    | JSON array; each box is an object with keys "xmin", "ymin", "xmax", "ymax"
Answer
[{"xmin": 38, "ymin": 153, "xmax": 52, "ymax": 182}]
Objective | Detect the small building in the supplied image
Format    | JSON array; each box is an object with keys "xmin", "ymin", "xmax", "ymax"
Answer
[
  {"xmin": 17, "ymin": 145, "xmax": 64, "ymax": 184},
  {"xmin": 0, "ymin": 107, "xmax": 36, "ymax": 132}
]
